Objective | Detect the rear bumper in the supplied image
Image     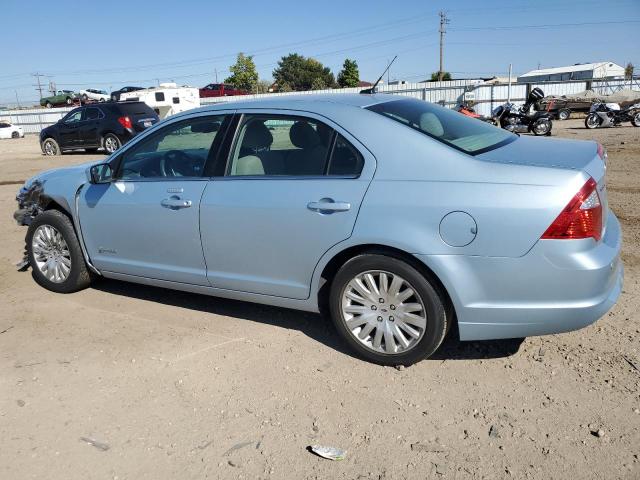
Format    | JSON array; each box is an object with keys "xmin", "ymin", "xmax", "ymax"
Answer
[{"xmin": 416, "ymin": 210, "xmax": 623, "ymax": 341}]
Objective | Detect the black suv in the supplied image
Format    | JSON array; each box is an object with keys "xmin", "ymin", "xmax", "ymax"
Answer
[{"xmin": 40, "ymin": 102, "xmax": 159, "ymax": 156}]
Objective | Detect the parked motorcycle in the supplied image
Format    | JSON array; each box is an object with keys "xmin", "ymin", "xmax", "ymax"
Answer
[
  {"xmin": 492, "ymin": 88, "xmax": 553, "ymax": 136},
  {"xmin": 585, "ymin": 101, "xmax": 640, "ymax": 129},
  {"xmin": 455, "ymin": 102, "xmax": 496, "ymax": 124}
]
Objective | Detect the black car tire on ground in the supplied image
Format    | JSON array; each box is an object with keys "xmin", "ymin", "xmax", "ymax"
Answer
[
  {"xmin": 45, "ymin": 102, "xmax": 52, "ymax": 108},
  {"xmin": 103, "ymin": 133, "xmax": 122, "ymax": 154},
  {"xmin": 11, "ymin": 131, "xmax": 20, "ymax": 138},
  {"xmin": 557, "ymin": 108, "xmax": 571, "ymax": 120},
  {"xmin": 42, "ymin": 138, "xmax": 60, "ymax": 156},
  {"xmin": 329, "ymin": 253, "xmax": 449, "ymax": 366},
  {"xmin": 26, "ymin": 210, "xmax": 92, "ymax": 294}
]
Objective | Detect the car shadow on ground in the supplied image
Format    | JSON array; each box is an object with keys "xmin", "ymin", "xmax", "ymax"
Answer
[{"xmin": 92, "ymin": 279, "xmax": 524, "ymax": 363}]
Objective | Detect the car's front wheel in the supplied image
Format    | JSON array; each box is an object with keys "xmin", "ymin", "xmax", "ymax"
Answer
[
  {"xmin": 11, "ymin": 131, "xmax": 20, "ymax": 139},
  {"xmin": 42, "ymin": 138, "xmax": 60, "ymax": 156},
  {"xmin": 26, "ymin": 210, "xmax": 92, "ymax": 293},
  {"xmin": 329, "ymin": 254, "xmax": 449, "ymax": 366},
  {"xmin": 66, "ymin": 97, "xmax": 73, "ymax": 105}
]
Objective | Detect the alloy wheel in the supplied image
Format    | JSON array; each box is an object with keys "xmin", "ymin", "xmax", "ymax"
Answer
[
  {"xmin": 341, "ymin": 270, "xmax": 427, "ymax": 355},
  {"xmin": 43, "ymin": 140, "xmax": 57, "ymax": 155},
  {"xmin": 31, "ymin": 225, "xmax": 72, "ymax": 283},
  {"xmin": 104, "ymin": 136, "xmax": 118, "ymax": 153}
]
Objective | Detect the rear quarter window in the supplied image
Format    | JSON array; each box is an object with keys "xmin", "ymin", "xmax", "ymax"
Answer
[{"xmin": 366, "ymin": 98, "xmax": 515, "ymax": 155}]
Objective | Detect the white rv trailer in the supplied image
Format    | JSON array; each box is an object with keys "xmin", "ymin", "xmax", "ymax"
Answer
[{"xmin": 119, "ymin": 83, "xmax": 200, "ymax": 118}]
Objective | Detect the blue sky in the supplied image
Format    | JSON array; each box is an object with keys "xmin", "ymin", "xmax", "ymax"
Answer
[{"xmin": 1, "ymin": 0, "xmax": 639, "ymax": 105}]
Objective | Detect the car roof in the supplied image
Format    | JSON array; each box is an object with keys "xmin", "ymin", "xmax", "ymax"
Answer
[{"xmin": 193, "ymin": 93, "xmax": 402, "ymax": 114}]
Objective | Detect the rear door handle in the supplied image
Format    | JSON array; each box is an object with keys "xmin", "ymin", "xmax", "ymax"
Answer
[
  {"xmin": 161, "ymin": 195, "xmax": 192, "ymax": 210},
  {"xmin": 307, "ymin": 198, "xmax": 351, "ymax": 214}
]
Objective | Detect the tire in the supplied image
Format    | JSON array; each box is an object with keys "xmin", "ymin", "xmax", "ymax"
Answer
[
  {"xmin": 557, "ymin": 108, "xmax": 571, "ymax": 120},
  {"xmin": 81, "ymin": 94, "xmax": 88, "ymax": 102},
  {"xmin": 532, "ymin": 118, "xmax": 552, "ymax": 136},
  {"xmin": 45, "ymin": 102, "xmax": 52, "ymax": 108},
  {"xmin": 66, "ymin": 97, "xmax": 73, "ymax": 105},
  {"xmin": 329, "ymin": 253, "xmax": 449, "ymax": 366},
  {"xmin": 26, "ymin": 210, "xmax": 92, "ymax": 293},
  {"xmin": 11, "ymin": 131, "xmax": 20, "ymax": 139},
  {"xmin": 111, "ymin": 94, "xmax": 117, "ymax": 101},
  {"xmin": 632, "ymin": 112, "xmax": 640, "ymax": 127},
  {"xmin": 42, "ymin": 138, "xmax": 60, "ymax": 156},
  {"xmin": 585, "ymin": 113, "xmax": 601, "ymax": 129},
  {"xmin": 103, "ymin": 133, "xmax": 121, "ymax": 154},
  {"xmin": 99, "ymin": 98, "xmax": 105, "ymax": 102}
]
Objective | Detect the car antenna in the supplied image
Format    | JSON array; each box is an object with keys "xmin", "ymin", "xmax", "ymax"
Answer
[{"xmin": 360, "ymin": 56, "xmax": 397, "ymax": 94}]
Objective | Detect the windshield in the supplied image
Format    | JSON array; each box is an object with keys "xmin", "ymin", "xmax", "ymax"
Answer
[{"xmin": 366, "ymin": 98, "xmax": 515, "ymax": 155}]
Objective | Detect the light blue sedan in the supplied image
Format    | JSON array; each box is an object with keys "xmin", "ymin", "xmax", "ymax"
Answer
[{"xmin": 14, "ymin": 94, "xmax": 623, "ymax": 365}]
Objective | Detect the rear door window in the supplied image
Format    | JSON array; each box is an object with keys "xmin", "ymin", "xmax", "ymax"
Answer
[
  {"xmin": 228, "ymin": 115, "xmax": 334, "ymax": 176},
  {"xmin": 328, "ymin": 134, "xmax": 364, "ymax": 176}
]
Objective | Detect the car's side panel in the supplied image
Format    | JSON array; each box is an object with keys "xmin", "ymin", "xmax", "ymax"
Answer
[
  {"xmin": 200, "ymin": 108, "xmax": 376, "ymax": 299},
  {"xmin": 78, "ymin": 180, "xmax": 210, "ymax": 285}
]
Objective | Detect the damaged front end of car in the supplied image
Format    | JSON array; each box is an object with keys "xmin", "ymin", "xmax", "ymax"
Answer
[{"xmin": 13, "ymin": 179, "xmax": 47, "ymax": 271}]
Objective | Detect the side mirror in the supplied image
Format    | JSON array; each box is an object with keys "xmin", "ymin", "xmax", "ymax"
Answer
[{"xmin": 88, "ymin": 163, "xmax": 113, "ymax": 184}]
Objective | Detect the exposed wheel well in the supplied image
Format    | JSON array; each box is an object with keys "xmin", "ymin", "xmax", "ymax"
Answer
[
  {"xmin": 317, "ymin": 244, "xmax": 457, "ymax": 334},
  {"xmin": 43, "ymin": 199, "xmax": 72, "ymax": 220}
]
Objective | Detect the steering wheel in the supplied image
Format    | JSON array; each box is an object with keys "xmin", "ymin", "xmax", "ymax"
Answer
[{"xmin": 160, "ymin": 150, "xmax": 191, "ymax": 177}]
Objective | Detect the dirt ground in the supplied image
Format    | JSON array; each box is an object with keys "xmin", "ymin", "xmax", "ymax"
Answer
[{"xmin": 0, "ymin": 120, "xmax": 638, "ymax": 480}]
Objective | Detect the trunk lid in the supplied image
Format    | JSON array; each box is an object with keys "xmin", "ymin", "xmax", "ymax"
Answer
[{"xmin": 477, "ymin": 135, "xmax": 608, "ymax": 235}]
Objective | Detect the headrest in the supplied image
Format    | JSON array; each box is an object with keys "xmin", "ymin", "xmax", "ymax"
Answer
[
  {"xmin": 243, "ymin": 121, "xmax": 273, "ymax": 149},
  {"xmin": 289, "ymin": 121, "xmax": 321, "ymax": 149},
  {"xmin": 419, "ymin": 112, "xmax": 444, "ymax": 137}
]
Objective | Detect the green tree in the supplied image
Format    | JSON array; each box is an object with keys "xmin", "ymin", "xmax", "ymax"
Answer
[
  {"xmin": 311, "ymin": 77, "xmax": 327, "ymax": 90},
  {"xmin": 337, "ymin": 58, "xmax": 360, "ymax": 87},
  {"xmin": 430, "ymin": 71, "xmax": 451, "ymax": 81},
  {"xmin": 625, "ymin": 62, "xmax": 634, "ymax": 80},
  {"xmin": 225, "ymin": 53, "xmax": 258, "ymax": 92},
  {"xmin": 273, "ymin": 54, "xmax": 335, "ymax": 91}
]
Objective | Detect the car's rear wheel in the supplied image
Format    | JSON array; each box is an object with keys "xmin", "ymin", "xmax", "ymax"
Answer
[
  {"xmin": 26, "ymin": 210, "xmax": 92, "ymax": 293},
  {"xmin": 557, "ymin": 108, "xmax": 571, "ymax": 120},
  {"xmin": 103, "ymin": 134, "xmax": 121, "ymax": 154},
  {"xmin": 42, "ymin": 138, "xmax": 60, "ymax": 156},
  {"xmin": 45, "ymin": 102, "xmax": 52, "ymax": 108},
  {"xmin": 329, "ymin": 254, "xmax": 448, "ymax": 366},
  {"xmin": 66, "ymin": 97, "xmax": 73, "ymax": 105}
]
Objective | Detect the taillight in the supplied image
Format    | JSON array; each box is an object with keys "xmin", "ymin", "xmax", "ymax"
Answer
[
  {"xmin": 541, "ymin": 177, "xmax": 602, "ymax": 241},
  {"xmin": 118, "ymin": 116, "xmax": 132, "ymax": 129}
]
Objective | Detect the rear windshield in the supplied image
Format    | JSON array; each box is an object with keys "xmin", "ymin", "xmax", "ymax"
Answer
[
  {"xmin": 115, "ymin": 102, "xmax": 157, "ymax": 117},
  {"xmin": 366, "ymin": 98, "xmax": 515, "ymax": 155}
]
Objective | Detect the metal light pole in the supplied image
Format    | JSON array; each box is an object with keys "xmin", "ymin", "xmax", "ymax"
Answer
[{"xmin": 507, "ymin": 63, "xmax": 512, "ymax": 103}]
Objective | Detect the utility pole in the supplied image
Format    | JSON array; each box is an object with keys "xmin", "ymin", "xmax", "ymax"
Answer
[
  {"xmin": 31, "ymin": 72, "xmax": 46, "ymax": 100},
  {"xmin": 215, "ymin": 68, "xmax": 218, "ymax": 83},
  {"xmin": 438, "ymin": 11, "xmax": 449, "ymax": 82},
  {"xmin": 14, "ymin": 90, "xmax": 21, "ymax": 108}
]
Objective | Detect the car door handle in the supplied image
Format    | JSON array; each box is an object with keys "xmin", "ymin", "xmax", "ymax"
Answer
[
  {"xmin": 161, "ymin": 196, "xmax": 192, "ymax": 210},
  {"xmin": 307, "ymin": 198, "xmax": 351, "ymax": 214}
]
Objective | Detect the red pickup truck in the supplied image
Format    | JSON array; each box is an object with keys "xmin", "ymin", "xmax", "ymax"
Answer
[{"xmin": 199, "ymin": 83, "xmax": 249, "ymax": 98}]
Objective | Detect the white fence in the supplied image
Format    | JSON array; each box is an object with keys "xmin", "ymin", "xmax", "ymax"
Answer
[{"xmin": 2, "ymin": 78, "xmax": 638, "ymax": 134}]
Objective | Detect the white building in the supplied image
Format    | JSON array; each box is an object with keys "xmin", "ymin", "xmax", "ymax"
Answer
[{"xmin": 517, "ymin": 62, "xmax": 625, "ymax": 83}]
